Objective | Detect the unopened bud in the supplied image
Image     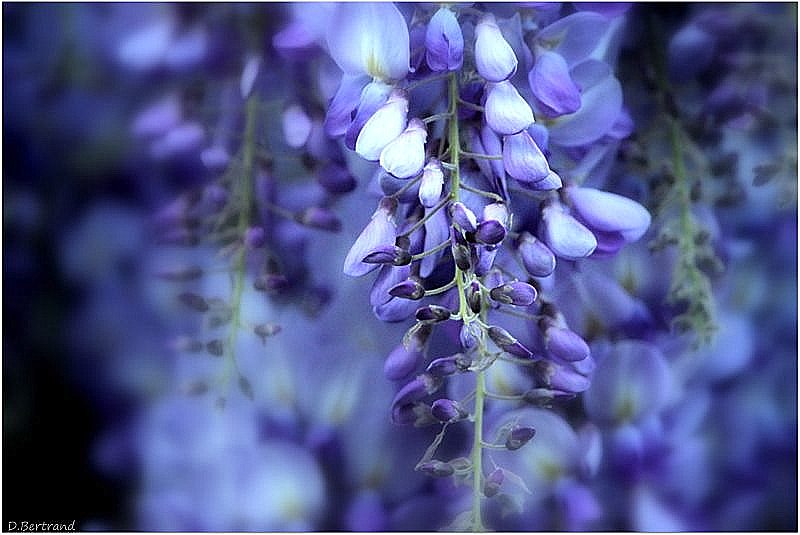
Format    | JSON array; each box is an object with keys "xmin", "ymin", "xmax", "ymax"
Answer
[
  {"xmin": 417, "ymin": 460, "xmax": 454, "ymax": 478},
  {"xmin": 431, "ymin": 399, "xmax": 467, "ymax": 422},
  {"xmin": 490, "ymin": 281, "xmax": 537, "ymax": 306},
  {"xmin": 415, "ymin": 305, "xmax": 452, "ymax": 322},
  {"xmin": 363, "ymin": 245, "xmax": 412, "ymax": 266},
  {"xmin": 483, "ymin": 468, "xmax": 505, "ymax": 497},
  {"xmin": 389, "ymin": 278, "xmax": 426, "ymax": 300},
  {"xmin": 505, "ymin": 426, "xmax": 536, "ymax": 450}
]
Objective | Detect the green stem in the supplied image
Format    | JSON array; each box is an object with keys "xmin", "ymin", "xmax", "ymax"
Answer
[
  {"xmin": 222, "ymin": 94, "xmax": 259, "ymax": 386},
  {"xmin": 447, "ymin": 71, "xmax": 486, "ymax": 532}
]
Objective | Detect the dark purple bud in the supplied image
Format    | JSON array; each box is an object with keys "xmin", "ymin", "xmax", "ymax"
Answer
[
  {"xmin": 483, "ymin": 468, "xmax": 504, "ymax": 497},
  {"xmin": 384, "ymin": 342, "xmax": 423, "ymax": 381},
  {"xmin": 534, "ymin": 360, "xmax": 592, "ymax": 393},
  {"xmin": 363, "ymin": 245, "xmax": 412, "ymax": 266},
  {"xmin": 518, "ymin": 232, "xmax": 556, "ymax": 277},
  {"xmin": 490, "ymin": 281, "xmax": 537, "ymax": 306},
  {"xmin": 244, "ymin": 226, "xmax": 266, "ymax": 250},
  {"xmin": 156, "ymin": 265, "xmax": 203, "ymax": 282},
  {"xmin": 545, "ymin": 325, "xmax": 591, "ymax": 362},
  {"xmin": 452, "ymin": 242, "xmax": 473, "ymax": 272},
  {"xmin": 488, "ymin": 326, "xmax": 533, "ymax": 358},
  {"xmin": 415, "ymin": 304, "xmax": 452, "ymax": 322},
  {"xmin": 391, "ymin": 374, "xmax": 443, "ymax": 424},
  {"xmin": 178, "ymin": 292, "xmax": 209, "ymax": 312},
  {"xmin": 431, "ymin": 399, "xmax": 467, "ymax": 422},
  {"xmin": 459, "ymin": 323, "xmax": 482, "ymax": 350},
  {"xmin": 204, "ymin": 184, "xmax": 229, "ymax": 212},
  {"xmin": 389, "ymin": 278, "xmax": 426, "ymax": 300},
  {"xmin": 417, "ymin": 460, "xmax": 454, "ymax": 477},
  {"xmin": 475, "ymin": 220, "xmax": 506, "ymax": 245},
  {"xmin": 206, "ymin": 339, "xmax": 224, "ymax": 357},
  {"xmin": 426, "ymin": 353, "xmax": 469, "ymax": 377},
  {"xmin": 467, "ymin": 281, "xmax": 482, "ymax": 314},
  {"xmin": 254, "ymin": 323, "xmax": 282, "ymax": 344},
  {"xmin": 505, "ymin": 426, "xmax": 536, "ymax": 450},
  {"xmin": 523, "ymin": 387, "xmax": 558, "ymax": 406},
  {"xmin": 450, "ymin": 202, "xmax": 478, "ymax": 232},
  {"xmin": 317, "ymin": 162, "xmax": 357, "ymax": 194},
  {"xmin": 254, "ymin": 273, "xmax": 289, "ymax": 293}
]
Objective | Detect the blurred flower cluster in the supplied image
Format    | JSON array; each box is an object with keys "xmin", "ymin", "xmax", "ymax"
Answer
[{"xmin": 4, "ymin": 2, "xmax": 797, "ymax": 531}]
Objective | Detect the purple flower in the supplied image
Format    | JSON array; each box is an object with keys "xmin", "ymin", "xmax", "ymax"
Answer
[
  {"xmin": 474, "ymin": 14, "xmax": 518, "ymax": 82},
  {"xmin": 544, "ymin": 325, "xmax": 591, "ymax": 363},
  {"xmin": 488, "ymin": 326, "xmax": 533, "ymax": 358},
  {"xmin": 420, "ymin": 206, "xmax": 450, "ymax": 278},
  {"xmin": 565, "ymin": 186, "xmax": 651, "ymax": 255},
  {"xmin": 326, "ymin": 3, "xmax": 410, "ymax": 81},
  {"xmin": 431, "ymin": 399, "xmax": 466, "ymax": 422},
  {"xmin": 345, "ymin": 81, "xmax": 392, "ymax": 150},
  {"xmin": 324, "ymin": 74, "xmax": 369, "ymax": 137},
  {"xmin": 490, "ymin": 281, "xmax": 537, "ymax": 306},
  {"xmin": 449, "ymin": 202, "xmax": 478, "ymax": 232},
  {"xmin": 418, "ymin": 159, "xmax": 444, "ymax": 207},
  {"xmin": 517, "ymin": 232, "xmax": 556, "ymax": 277},
  {"xmin": 362, "ymin": 245, "xmax": 412, "ymax": 266},
  {"xmin": 295, "ymin": 206, "xmax": 342, "ymax": 232},
  {"xmin": 425, "ymin": 7, "xmax": 464, "ymax": 72},
  {"xmin": 343, "ymin": 198, "xmax": 397, "ymax": 277},
  {"xmin": 505, "ymin": 426, "xmax": 536, "ymax": 450},
  {"xmin": 502, "ymin": 131, "xmax": 551, "ymax": 186},
  {"xmin": 384, "ymin": 342, "xmax": 423, "ymax": 381},
  {"xmin": 379, "ymin": 118, "xmax": 427, "ymax": 179},
  {"xmin": 388, "ymin": 277, "xmax": 425, "ymax": 300},
  {"xmin": 529, "ymin": 51, "xmax": 581, "ymax": 118},
  {"xmin": 484, "ymin": 81, "xmax": 534, "ymax": 135},
  {"xmin": 540, "ymin": 202, "xmax": 597, "ymax": 260},
  {"xmin": 355, "ymin": 89, "xmax": 409, "ymax": 161}
]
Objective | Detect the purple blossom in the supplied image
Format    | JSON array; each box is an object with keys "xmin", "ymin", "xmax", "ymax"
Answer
[
  {"xmin": 484, "ymin": 81, "xmax": 534, "ymax": 135},
  {"xmin": 379, "ymin": 118, "xmax": 427, "ymax": 179},
  {"xmin": 343, "ymin": 198, "xmax": 397, "ymax": 277},
  {"xmin": 425, "ymin": 7, "xmax": 464, "ymax": 72},
  {"xmin": 474, "ymin": 14, "xmax": 518, "ymax": 82},
  {"xmin": 529, "ymin": 51, "xmax": 581, "ymax": 118}
]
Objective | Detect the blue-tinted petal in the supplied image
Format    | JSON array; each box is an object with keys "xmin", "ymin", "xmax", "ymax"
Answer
[
  {"xmin": 326, "ymin": 3, "xmax": 410, "ymax": 81},
  {"xmin": 474, "ymin": 14, "xmax": 518, "ymax": 82},
  {"xmin": 540, "ymin": 202, "xmax": 597, "ymax": 260},
  {"xmin": 420, "ymin": 206, "xmax": 450, "ymax": 277},
  {"xmin": 529, "ymin": 51, "xmax": 581, "ymax": 118},
  {"xmin": 425, "ymin": 7, "xmax": 464, "ymax": 72},
  {"xmin": 518, "ymin": 232, "xmax": 556, "ymax": 277},
  {"xmin": 548, "ymin": 60, "xmax": 623, "ymax": 147},
  {"xmin": 355, "ymin": 90, "xmax": 409, "ymax": 161},
  {"xmin": 418, "ymin": 159, "xmax": 444, "ymax": 207},
  {"xmin": 345, "ymin": 80, "xmax": 392, "ymax": 150},
  {"xmin": 324, "ymin": 74, "xmax": 370, "ymax": 137},
  {"xmin": 484, "ymin": 81, "xmax": 534, "ymax": 135},
  {"xmin": 282, "ymin": 104, "xmax": 313, "ymax": 149},
  {"xmin": 379, "ymin": 118, "xmax": 427, "ymax": 178},
  {"xmin": 565, "ymin": 187, "xmax": 651, "ymax": 242},
  {"xmin": 502, "ymin": 131, "xmax": 550, "ymax": 185},
  {"xmin": 536, "ymin": 12, "xmax": 611, "ymax": 67},
  {"xmin": 343, "ymin": 200, "xmax": 397, "ymax": 277}
]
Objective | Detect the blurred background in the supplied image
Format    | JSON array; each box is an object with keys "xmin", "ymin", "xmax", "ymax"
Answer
[{"xmin": 3, "ymin": 2, "xmax": 797, "ymax": 531}]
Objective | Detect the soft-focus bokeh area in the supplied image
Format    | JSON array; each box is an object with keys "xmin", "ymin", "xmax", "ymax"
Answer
[{"xmin": 3, "ymin": 2, "xmax": 797, "ymax": 531}]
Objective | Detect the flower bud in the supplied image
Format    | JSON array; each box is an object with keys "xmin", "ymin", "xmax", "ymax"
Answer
[
  {"xmin": 379, "ymin": 118, "xmax": 428, "ymax": 179},
  {"xmin": 505, "ymin": 426, "xmax": 536, "ymax": 450},
  {"xmin": 391, "ymin": 374, "xmax": 443, "ymax": 424},
  {"xmin": 490, "ymin": 281, "xmax": 537, "ymax": 306},
  {"xmin": 384, "ymin": 342, "xmax": 423, "ymax": 381},
  {"xmin": 431, "ymin": 399, "xmax": 467, "ymax": 422},
  {"xmin": 415, "ymin": 304, "xmax": 452, "ymax": 323},
  {"xmin": 545, "ymin": 325, "xmax": 591, "ymax": 362},
  {"xmin": 450, "ymin": 202, "xmax": 478, "ymax": 232},
  {"xmin": 459, "ymin": 322, "xmax": 482, "ymax": 350},
  {"xmin": 467, "ymin": 281, "xmax": 483, "ymax": 314},
  {"xmin": 452, "ymin": 242, "xmax": 473, "ymax": 272},
  {"xmin": 200, "ymin": 145, "xmax": 230, "ymax": 171},
  {"xmin": 362, "ymin": 244, "xmax": 412, "ymax": 266},
  {"xmin": 417, "ymin": 460, "xmax": 454, "ymax": 478},
  {"xmin": 425, "ymin": 7, "xmax": 464, "ymax": 72},
  {"xmin": 488, "ymin": 326, "xmax": 533, "ymax": 358},
  {"xmin": 426, "ymin": 353, "xmax": 469, "ymax": 377},
  {"xmin": 517, "ymin": 232, "xmax": 557, "ymax": 277},
  {"xmin": 474, "ymin": 14, "xmax": 518, "ymax": 82},
  {"xmin": 502, "ymin": 130, "xmax": 550, "ymax": 186},
  {"xmin": 485, "ymin": 81, "xmax": 534, "ymax": 135},
  {"xmin": 389, "ymin": 278, "xmax": 426, "ymax": 300},
  {"xmin": 540, "ymin": 202, "xmax": 597, "ymax": 260},
  {"xmin": 419, "ymin": 159, "xmax": 444, "ymax": 207},
  {"xmin": 475, "ymin": 220, "xmax": 506, "ymax": 245},
  {"xmin": 483, "ymin": 468, "xmax": 504, "ymax": 497}
]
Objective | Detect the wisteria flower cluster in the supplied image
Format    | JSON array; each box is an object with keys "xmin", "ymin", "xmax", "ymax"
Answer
[{"xmin": 4, "ymin": 2, "xmax": 797, "ymax": 532}]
